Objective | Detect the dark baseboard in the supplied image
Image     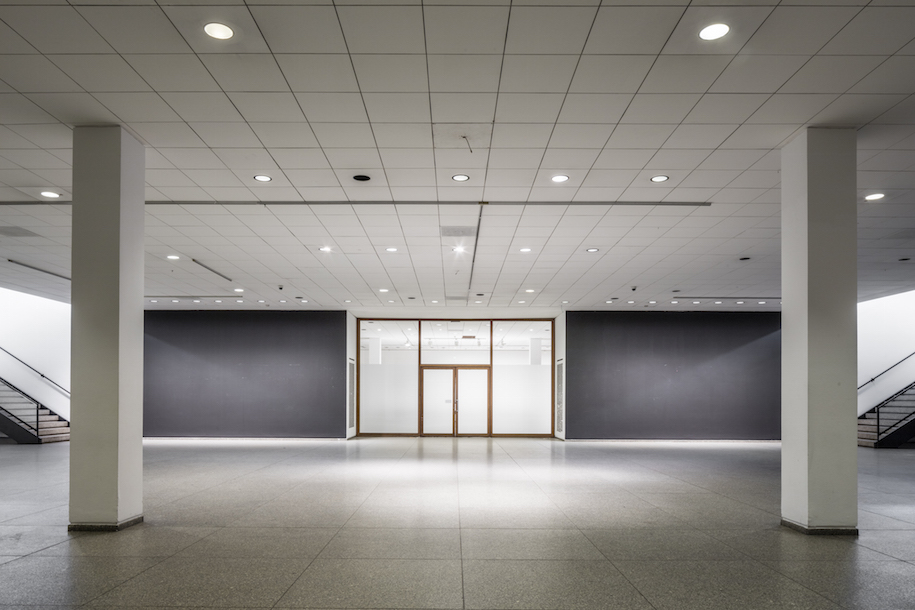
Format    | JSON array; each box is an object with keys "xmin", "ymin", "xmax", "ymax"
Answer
[
  {"xmin": 781, "ymin": 518, "xmax": 858, "ymax": 536},
  {"xmin": 68, "ymin": 515, "xmax": 143, "ymax": 532}
]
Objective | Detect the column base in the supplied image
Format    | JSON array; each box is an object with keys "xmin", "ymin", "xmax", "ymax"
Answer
[
  {"xmin": 68, "ymin": 515, "xmax": 143, "ymax": 532},
  {"xmin": 781, "ymin": 518, "xmax": 858, "ymax": 536}
]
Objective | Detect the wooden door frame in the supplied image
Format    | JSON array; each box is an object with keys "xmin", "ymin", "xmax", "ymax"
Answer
[{"xmin": 419, "ymin": 364, "xmax": 491, "ymax": 437}]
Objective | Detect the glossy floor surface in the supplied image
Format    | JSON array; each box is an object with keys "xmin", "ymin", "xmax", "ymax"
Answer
[{"xmin": 1, "ymin": 437, "xmax": 915, "ymax": 609}]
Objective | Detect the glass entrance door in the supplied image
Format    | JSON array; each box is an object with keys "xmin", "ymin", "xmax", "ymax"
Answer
[{"xmin": 421, "ymin": 367, "xmax": 490, "ymax": 436}]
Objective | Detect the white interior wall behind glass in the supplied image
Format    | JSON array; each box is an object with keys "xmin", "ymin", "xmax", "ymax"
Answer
[
  {"xmin": 359, "ymin": 320, "xmax": 418, "ymax": 433},
  {"xmin": 492, "ymin": 321, "xmax": 553, "ymax": 434}
]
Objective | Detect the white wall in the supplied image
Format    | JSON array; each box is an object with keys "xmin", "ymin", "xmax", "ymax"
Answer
[
  {"xmin": 0, "ymin": 287, "xmax": 71, "ymax": 420},
  {"xmin": 858, "ymin": 289, "xmax": 915, "ymax": 415}
]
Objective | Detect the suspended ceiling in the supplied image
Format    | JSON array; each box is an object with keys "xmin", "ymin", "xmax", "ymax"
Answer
[{"xmin": 0, "ymin": 1, "xmax": 914, "ymax": 313}]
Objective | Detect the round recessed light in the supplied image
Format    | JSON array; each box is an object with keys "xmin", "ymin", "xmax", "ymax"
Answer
[
  {"xmin": 739, "ymin": 257, "xmax": 751, "ymax": 261},
  {"xmin": 258, "ymin": 300, "xmax": 265, "ymax": 303},
  {"xmin": 759, "ymin": 301, "xmax": 766, "ymax": 305},
  {"xmin": 453, "ymin": 246, "xmax": 465, "ymax": 253},
  {"xmin": 649, "ymin": 300, "xmax": 657, "ymax": 304},
  {"xmin": 865, "ymin": 193, "xmax": 885, "ymax": 201},
  {"xmin": 172, "ymin": 299, "xmax": 179, "ymax": 303},
  {"xmin": 431, "ymin": 300, "xmax": 439, "ymax": 303},
  {"xmin": 204, "ymin": 22, "xmax": 234, "ymax": 40},
  {"xmin": 452, "ymin": 174, "xmax": 470, "ymax": 182},
  {"xmin": 699, "ymin": 23, "xmax": 729, "ymax": 41},
  {"xmin": 525, "ymin": 289, "xmax": 535, "ymax": 293},
  {"xmin": 715, "ymin": 301, "xmax": 722, "ymax": 304},
  {"xmin": 562, "ymin": 300, "xmax": 569, "ymax": 304},
  {"xmin": 319, "ymin": 246, "xmax": 331, "ymax": 252},
  {"xmin": 586, "ymin": 248, "xmax": 599, "ymax": 253},
  {"xmin": 379, "ymin": 288, "xmax": 389, "ymax": 292},
  {"xmin": 353, "ymin": 174, "xmax": 371, "ymax": 182},
  {"xmin": 475, "ymin": 300, "xmax": 482, "ymax": 304},
  {"xmin": 693, "ymin": 301, "xmax": 700, "ymax": 304},
  {"xmin": 551, "ymin": 175, "xmax": 570, "ymax": 183},
  {"xmin": 388, "ymin": 300, "xmax": 394, "ymax": 303},
  {"xmin": 40, "ymin": 191, "xmax": 61, "ymax": 198},
  {"xmin": 215, "ymin": 300, "xmax": 222, "ymax": 303},
  {"xmin": 344, "ymin": 299, "xmax": 352, "ymax": 303},
  {"xmin": 518, "ymin": 300, "xmax": 526, "ymax": 304},
  {"xmin": 150, "ymin": 299, "xmax": 158, "ymax": 303},
  {"xmin": 279, "ymin": 299, "xmax": 287, "ymax": 303},
  {"xmin": 671, "ymin": 300, "xmax": 679, "ymax": 304},
  {"xmin": 193, "ymin": 300, "xmax": 201, "ymax": 303},
  {"xmin": 519, "ymin": 248, "xmax": 532, "ymax": 252},
  {"xmin": 167, "ymin": 255, "xmax": 180, "ymax": 260},
  {"xmin": 234, "ymin": 288, "xmax": 244, "ymax": 292},
  {"xmin": 385, "ymin": 247, "xmax": 398, "ymax": 252},
  {"xmin": 628, "ymin": 300, "xmax": 635, "ymax": 304},
  {"xmin": 650, "ymin": 175, "xmax": 669, "ymax": 183},
  {"xmin": 237, "ymin": 300, "xmax": 243, "ymax": 303},
  {"xmin": 253, "ymin": 174, "xmax": 272, "ymax": 182},
  {"xmin": 605, "ymin": 300, "xmax": 613, "ymax": 304}
]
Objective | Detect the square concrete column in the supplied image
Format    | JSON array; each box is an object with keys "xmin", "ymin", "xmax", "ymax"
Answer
[
  {"xmin": 69, "ymin": 126, "xmax": 145, "ymax": 531},
  {"xmin": 781, "ymin": 128, "xmax": 858, "ymax": 535}
]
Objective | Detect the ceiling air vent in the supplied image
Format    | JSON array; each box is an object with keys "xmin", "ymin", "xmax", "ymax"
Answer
[
  {"xmin": 441, "ymin": 226, "xmax": 476, "ymax": 237},
  {"xmin": 0, "ymin": 226, "xmax": 40, "ymax": 238}
]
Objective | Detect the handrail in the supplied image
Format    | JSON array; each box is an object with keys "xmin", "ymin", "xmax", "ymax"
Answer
[
  {"xmin": 0, "ymin": 345, "xmax": 69, "ymax": 396},
  {"xmin": 858, "ymin": 350, "xmax": 915, "ymax": 390},
  {"xmin": 0, "ymin": 378, "xmax": 40, "ymax": 434}
]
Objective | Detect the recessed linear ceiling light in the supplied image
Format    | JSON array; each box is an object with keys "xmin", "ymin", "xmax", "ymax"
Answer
[
  {"xmin": 319, "ymin": 246, "xmax": 331, "ymax": 252},
  {"xmin": 474, "ymin": 300, "xmax": 482, "ymax": 304},
  {"xmin": 699, "ymin": 23, "xmax": 729, "ymax": 40},
  {"xmin": 649, "ymin": 301, "xmax": 657, "ymax": 304},
  {"xmin": 40, "ymin": 191, "xmax": 61, "ymax": 198},
  {"xmin": 586, "ymin": 248, "xmax": 599, "ymax": 253},
  {"xmin": 518, "ymin": 300, "xmax": 526, "ymax": 304},
  {"xmin": 344, "ymin": 300, "xmax": 352, "ymax": 303},
  {"xmin": 453, "ymin": 246, "xmax": 465, "ymax": 253},
  {"xmin": 551, "ymin": 175, "xmax": 569, "ymax": 183},
  {"xmin": 520, "ymin": 248, "xmax": 532, "ymax": 252},
  {"xmin": 865, "ymin": 193, "xmax": 885, "ymax": 201},
  {"xmin": 379, "ymin": 289, "xmax": 389, "ymax": 292},
  {"xmin": 562, "ymin": 300, "xmax": 569, "ymax": 304},
  {"xmin": 385, "ymin": 247, "xmax": 398, "ymax": 252},
  {"xmin": 167, "ymin": 255, "xmax": 180, "ymax": 260},
  {"xmin": 253, "ymin": 175, "xmax": 271, "ymax": 182},
  {"xmin": 525, "ymin": 289, "xmax": 535, "ymax": 293},
  {"xmin": 215, "ymin": 300, "xmax": 222, "ymax": 303},
  {"xmin": 650, "ymin": 175, "xmax": 669, "ymax": 183},
  {"xmin": 234, "ymin": 288, "xmax": 244, "ymax": 292},
  {"xmin": 452, "ymin": 174, "xmax": 470, "ymax": 182},
  {"xmin": 758, "ymin": 301, "xmax": 766, "ymax": 305},
  {"xmin": 204, "ymin": 22, "xmax": 234, "ymax": 39}
]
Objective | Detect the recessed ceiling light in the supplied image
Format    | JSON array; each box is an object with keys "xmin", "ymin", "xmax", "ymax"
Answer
[
  {"xmin": 865, "ymin": 193, "xmax": 885, "ymax": 201},
  {"xmin": 525, "ymin": 289, "xmax": 535, "ymax": 293},
  {"xmin": 204, "ymin": 22, "xmax": 234, "ymax": 39},
  {"xmin": 715, "ymin": 301, "xmax": 722, "ymax": 304},
  {"xmin": 453, "ymin": 246, "xmax": 465, "ymax": 253},
  {"xmin": 693, "ymin": 301, "xmax": 700, "ymax": 304},
  {"xmin": 649, "ymin": 301, "xmax": 656, "ymax": 304},
  {"xmin": 551, "ymin": 175, "xmax": 569, "ymax": 183},
  {"xmin": 562, "ymin": 300, "xmax": 569, "ymax": 304},
  {"xmin": 319, "ymin": 246, "xmax": 331, "ymax": 252},
  {"xmin": 40, "ymin": 191, "xmax": 60, "ymax": 198},
  {"xmin": 586, "ymin": 248, "xmax": 599, "ymax": 253},
  {"xmin": 736, "ymin": 301, "xmax": 744, "ymax": 304},
  {"xmin": 193, "ymin": 300, "xmax": 200, "ymax": 303},
  {"xmin": 353, "ymin": 174, "xmax": 370, "ymax": 182},
  {"xmin": 452, "ymin": 174, "xmax": 470, "ymax": 182},
  {"xmin": 385, "ymin": 247, "xmax": 398, "ymax": 252},
  {"xmin": 257, "ymin": 300, "xmax": 265, "ymax": 303},
  {"xmin": 344, "ymin": 300, "xmax": 352, "ymax": 303},
  {"xmin": 520, "ymin": 248, "xmax": 531, "ymax": 252},
  {"xmin": 474, "ymin": 300, "xmax": 482, "ymax": 304},
  {"xmin": 234, "ymin": 288, "xmax": 244, "ymax": 292},
  {"xmin": 518, "ymin": 300, "xmax": 526, "ymax": 304},
  {"xmin": 650, "ymin": 175, "xmax": 669, "ymax": 183},
  {"xmin": 431, "ymin": 300, "xmax": 439, "ymax": 303},
  {"xmin": 379, "ymin": 288, "xmax": 389, "ymax": 292},
  {"xmin": 236, "ymin": 300, "xmax": 243, "ymax": 303},
  {"xmin": 759, "ymin": 301, "xmax": 766, "ymax": 304},
  {"xmin": 167, "ymin": 255, "xmax": 179, "ymax": 260},
  {"xmin": 628, "ymin": 300, "xmax": 635, "ymax": 304},
  {"xmin": 605, "ymin": 300, "xmax": 613, "ymax": 304},
  {"xmin": 699, "ymin": 23, "xmax": 729, "ymax": 41},
  {"xmin": 388, "ymin": 300, "xmax": 394, "ymax": 303},
  {"xmin": 150, "ymin": 299, "xmax": 157, "ymax": 303},
  {"xmin": 253, "ymin": 175, "xmax": 272, "ymax": 182},
  {"xmin": 172, "ymin": 300, "xmax": 179, "ymax": 303},
  {"xmin": 280, "ymin": 299, "xmax": 287, "ymax": 303},
  {"xmin": 377, "ymin": 328, "xmax": 382, "ymax": 332},
  {"xmin": 671, "ymin": 300, "xmax": 678, "ymax": 304},
  {"xmin": 215, "ymin": 300, "xmax": 222, "ymax": 303}
]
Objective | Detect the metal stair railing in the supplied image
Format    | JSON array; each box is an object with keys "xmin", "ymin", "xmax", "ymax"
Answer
[
  {"xmin": 0, "ymin": 376, "xmax": 40, "ymax": 437},
  {"xmin": 0, "ymin": 344, "xmax": 70, "ymax": 396},
  {"xmin": 866, "ymin": 380, "xmax": 915, "ymax": 446},
  {"xmin": 858, "ymin": 349, "xmax": 915, "ymax": 390}
]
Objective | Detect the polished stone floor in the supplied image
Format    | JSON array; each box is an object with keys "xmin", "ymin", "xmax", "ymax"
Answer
[{"xmin": 1, "ymin": 437, "xmax": 915, "ymax": 609}]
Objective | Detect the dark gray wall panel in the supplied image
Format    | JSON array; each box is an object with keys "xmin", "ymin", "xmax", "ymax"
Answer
[
  {"xmin": 567, "ymin": 312, "xmax": 780, "ymax": 440},
  {"xmin": 144, "ymin": 311, "xmax": 346, "ymax": 437}
]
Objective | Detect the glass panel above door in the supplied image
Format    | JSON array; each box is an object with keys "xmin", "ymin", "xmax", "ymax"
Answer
[{"xmin": 420, "ymin": 320, "xmax": 491, "ymax": 365}]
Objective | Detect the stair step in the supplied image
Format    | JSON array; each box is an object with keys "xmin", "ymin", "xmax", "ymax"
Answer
[
  {"xmin": 38, "ymin": 420, "xmax": 68, "ymax": 429},
  {"xmin": 38, "ymin": 414, "xmax": 60, "ymax": 422},
  {"xmin": 858, "ymin": 439, "xmax": 877, "ymax": 448},
  {"xmin": 37, "ymin": 426, "xmax": 69, "ymax": 436},
  {"xmin": 2, "ymin": 407, "xmax": 49, "ymax": 416},
  {"xmin": 858, "ymin": 431, "xmax": 878, "ymax": 440},
  {"xmin": 39, "ymin": 433, "xmax": 69, "ymax": 443}
]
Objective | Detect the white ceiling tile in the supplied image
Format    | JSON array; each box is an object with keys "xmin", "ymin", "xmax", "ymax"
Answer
[
  {"xmin": 154, "ymin": 187, "xmax": 212, "ymax": 201},
  {"xmin": 662, "ymin": 6, "xmax": 774, "ymax": 55},
  {"xmin": 570, "ymin": 56, "xmax": 655, "ymax": 93},
  {"xmin": 49, "ymin": 55, "xmax": 151, "ymax": 92},
  {"xmin": 684, "ymin": 94, "xmax": 769, "ymax": 124},
  {"xmin": 311, "ymin": 123, "xmax": 376, "ymax": 149},
  {"xmin": 0, "ymin": 19, "xmax": 36, "ymax": 54},
  {"xmin": 645, "ymin": 149, "xmax": 713, "ymax": 170},
  {"xmin": 427, "ymin": 56, "xmax": 502, "ymax": 93},
  {"xmin": 249, "ymin": 5, "xmax": 347, "ymax": 53},
  {"xmin": 584, "ymin": 6, "xmax": 685, "ymax": 54},
  {"xmin": 324, "ymin": 149, "xmax": 383, "ymax": 169},
  {"xmin": 528, "ymin": 187, "xmax": 576, "ymax": 202},
  {"xmin": 390, "ymin": 187, "xmax": 438, "ymax": 201},
  {"xmin": 423, "ymin": 6, "xmax": 510, "ymax": 54},
  {"xmin": 663, "ymin": 125, "xmax": 738, "ymax": 149},
  {"xmin": 720, "ymin": 124, "xmax": 801, "ymax": 149},
  {"xmin": 198, "ymin": 54, "xmax": 288, "ymax": 92},
  {"xmin": 592, "ymin": 149, "xmax": 655, "ymax": 170},
  {"xmin": 850, "ymin": 57, "xmax": 915, "ymax": 94},
  {"xmin": 227, "ymin": 93, "xmax": 306, "ymax": 123},
  {"xmin": 746, "ymin": 94, "xmax": 839, "ymax": 123},
  {"xmin": 698, "ymin": 150, "xmax": 768, "ymax": 171},
  {"xmin": 437, "ymin": 186, "xmax": 484, "ymax": 202},
  {"xmin": 488, "ymin": 148, "xmax": 546, "ymax": 169},
  {"xmin": 811, "ymin": 94, "xmax": 908, "ymax": 126},
  {"xmin": 484, "ymin": 187, "xmax": 532, "ymax": 202},
  {"xmin": 287, "ymin": 170, "xmax": 341, "ymax": 188},
  {"xmin": 159, "ymin": 149, "xmax": 227, "ymax": 170},
  {"xmin": 557, "ymin": 94, "xmax": 631, "ymax": 124},
  {"xmin": 710, "ymin": 55, "xmax": 809, "ymax": 93},
  {"xmin": 160, "ymin": 93, "xmax": 244, "ymax": 122},
  {"xmin": 128, "ymin": 123, "xmax": 204, "ymax": 148},
  {"xmin": 297, "ymin": 187, "xmax": 348, "ymax": 202},
  {"xmin": 351, "ymin": 55, "xmax": 429, "ymax": 93},
  {"xmin": 680, "ymin": 170, "xmax": 743, "ymax": 188},
  {"xmin": 434, "ymin": 149, "xmax": 488, "ymax": 169},
  {"xmin": 431, "ymin": 94, "xmax": 497, "ymax": 123},
  {"xmin": 549, "ymin": 124, "xmax": 614, "ymax": 149},
  {"xmin": 25, "ymin": 93, "xmax": 119, "ymax": 124},
  {"xmin": 337, "ymin": 6, "xmax": 426, "ymax": 54},
  {"xmin": 0, "ymin": 56, "xmax": 81, "ymax": 93},
  {"xmin": 541, "ymin": 149, "xmax": 600, "ymax": 169},
  {"xmin": 276, "ymin": 55, "xmax": 359, "ymax": 93},
  {"xmin": 213, "ymin": 148, "xmax": 277, "ymax": 170},
  {"xmin": 379, "ymin": 148, "xmax": 435, "ymax": 169},
  {"xmin": 76, "ymin": 5, "xmax": 191, "ymax": 54},
  {"xmin": 640, "ymin": 56, "xmax": 732, "ymax": 94},
  {"xmin": 124, "ymin": 55, "xmax": 221, "ymax": 92},
  {"xmin": 342, "ymin": 186, "xmax": 392, "ymax": 201},
  {"xmin": 160, "ymin": 6, "xmax": 270, "ymax": 54},
  {"xmin": 386, "ymin": 169, "xmax": 437, "ymax": 188},
  {"xmin": 606, "ymin": 125, "xmax": 677, "ymax": 148},
  {"xmin": 249, "ymin": 123, "xmax": 318, "ymax": 148},
  {"xmin": 296, "ymin": 93, "xmax": 368, "ymax": 123},
  {"xmin": 373, "ymin": 123, "xmax": 433, "ymax": 149},
  {"xmin": 95, "ymin": 93, "xmax": 180, "ymax": 123},
  {"xmin": 499, "ymin": 56, "xmax": 579, "ymax": 93},
  {"xmin": 573, "ymin": 188, "xmax": 626, "ymax": 202},
  {"xmin": 620, "ymin": 94, "xmax": 702, "ymax": 124},
  {"xmin": 203, "ymin": 187, "xmax": 256, "ymax": 202},
  {"xmin": 184, "ymin": 170, "xmax": 245, "ymax": 188},
  {"xmin": 269, "ymin": 149, "xmax": 329, "ymax": 170},
  {"xmin": 363, "ymin": 93, "xmax": 431, "ymax": 123},
  {"xmin": 485, "ymin": 169, "xmax": 537, "ymax": 188},
  {"xmin": 495, "ymin": 94, "xmax": 564, "ymax": 123},
  {"xmin": 189, "ymin": 123, "xmax": 261, "ymax": 148},
  {"xmin": 742, "ymin": 6, "xmax": 859, "ymax": 55},
  {"xmin": 780, "ymin": 56, "xmax": 886, "ymax": 94},
  {"xmin": 505, "ymin": 7, "xmax": 597, "ymax": 54},
  {"xmin": 820, "ymin": 7, "xmax": 915, "ymax": 55},
  {"xmin": 432, "ymin": 123, "xmax": 492, "ymax": 150},
  {"xmin": 0, "ymin": 5, "xmax": 114, "ymax": 54},
  {"xmin": 491, "ymin": 123, "xmax": 553, "ymax": 149}
]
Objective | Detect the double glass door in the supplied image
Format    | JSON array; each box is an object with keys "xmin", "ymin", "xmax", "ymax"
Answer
[{"xmin": 421, "ymin": 367, "xmax": 489, "ymax": 435}]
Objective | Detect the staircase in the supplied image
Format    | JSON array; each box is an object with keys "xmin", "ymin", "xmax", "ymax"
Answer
[
  {"xmin": 0, "ymin": 378, "xmax": 69, "ymax": 444},
  {"xmin": 858, "ymin": 381, "xmax": 915, "ymax": 448}
]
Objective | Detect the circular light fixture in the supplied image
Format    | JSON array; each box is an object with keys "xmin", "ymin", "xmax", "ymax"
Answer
[
  {"xmin": 518, "ymin": 300, "xmax": 526, "ymax": 304},
  {"xmin": 379, "ymin": 289, "xmax": 389, "ymax": 292},
  {"xmin": 475, "ymin": 300, "xmax": 482, "ymax": 304},
  {"xmin": 759, "ymin": 301, "xmax": 766, "ymax": 305},
  {"xmin": 699, "ymin": 23, "xmax": 729, "ymax": 41},
  {"xmin": 737, "ymin": 301, "xmax": 744, "ymax": 304},
  {"xmin": 236, "ymin": 300, "xmax": 243, "ymax": 303},
  {"xmin": 204, "ymin": 22, "xmax": 234, "ymax": 40},
  {"xmin": 693, "ymin": 301, "xmax": 700, "ymax": 304},
  {"xmin": 671, "ymin": 300, "xmax": 679, "ymax": 304},
  {"xmin": 605, "ymin": 300, "xmax": 613, "ymax": 304},
  {"xmin": 453, "ymin": 246, "xmax": 465, "ymax": 253},
  {"xmin": 586, "ymin": 248, "xmax": 599, "ymax": 253},
  {"xmin": 525, "ymin": 289, "xmax": 535, "ymax": 293},
  {"xmin": 452, "ymin": 174, "xmax": 470, "ymax": 182},
  {"xmin": 551, "ymin": 175, "xmax": 570, "ymax": 183},
  {"xmin": 388, "ymin": 300, "xmax": 394, "ymax": 303},
  {"xmin": 40, "ymin": 191, "xmax": 61, "ymax": 198},
  {"xmin": 280, "ymin": 299, "xmax": 287, "ymax": 303},
  {"xmin": 167, "ymin": 255, "xmax": 180, "ymax": 260},
  {"xmin": 715, "ymin": 301, "xmax": 722, "ymax": 304},
  {"xmin": 215, "ymin": 300, "xmax": 222, "ymax": 303},
  {"xmin": 431, "ymin": 300, "xmax": 439, "ymax": 303},
  {"xmin": 628, "ymin": 300, "xmax": 635, "ymax": 304},
  {"xmin": 253, "ymin": 175, "xmax": 272, "ymax": 182},
  {"xmin": 353, "ymin": 174, "xmax": 371, "ymax": 182},
  {"xmin": 649, "ymin": 301, "xmax": 657, "ymax": 304},
  {"xmin": 865, "ymin": 193, "xmax": 885, "ymax": 201},
  {"xmin": 385, "ymin": 247, "xmax": 398, "ymax": 252},
  {"xmin": 172, "ymin": 300, "xmax": 179, "ymax": 303},
  {"xmin": 193, "ymin": 300, "xmax": 201, "ymax": 303},
  {"xmin": 650, "ymin": 175, "xmax": 669, "ymax": 183},
  {"xmin": 319, "ymin": 246, "xmax": 331, "ymax": 252},
  {"xmin": 562, "ymin": 300, "xmax": 569, "ymax": 304},
  {"xmin": 150, "ymin": 300, "xmax": 158, "ymax": 303},
  {"xmin": 520, "ymin": 248, "xmax": 532, "ymax": 252},
  {"xmin": 234, "ymin": 288, "xmax": 244, "ymax": 292}
]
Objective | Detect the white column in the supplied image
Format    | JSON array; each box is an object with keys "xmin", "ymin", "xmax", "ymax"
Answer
[
  {"xmin": 781, "ymin": 127, "xmax": 858, "ymax": 535},
  {"xmin": 529, "ymin": 338, "xmax": 542, "ymax": 365},
  {"xmin": 69, "ymin": 126, "xmax": 145, "ymax": 531},
  {"xmin": 367, "ymin": 337, "xmax": 382, "ymax": 364}
]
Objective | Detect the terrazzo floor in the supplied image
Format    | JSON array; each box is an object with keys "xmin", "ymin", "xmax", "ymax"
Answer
[{"xmin": 1, "ymin": 437, "xmax": 915, "ymax": 609}]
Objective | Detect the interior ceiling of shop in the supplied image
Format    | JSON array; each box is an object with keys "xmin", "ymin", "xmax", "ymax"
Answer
[{"xmin": 0, "ymin": 2, "xmax": 914, "ymax": 311}]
